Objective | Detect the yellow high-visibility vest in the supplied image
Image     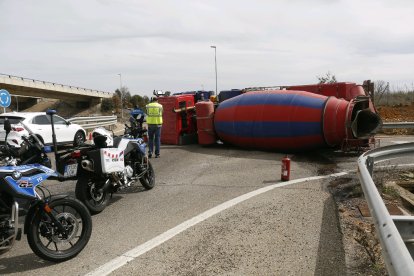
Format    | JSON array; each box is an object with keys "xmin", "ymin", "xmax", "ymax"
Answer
[{"xmin": 146, "ymin": 102, "xmax": 163, "ymax": 125}]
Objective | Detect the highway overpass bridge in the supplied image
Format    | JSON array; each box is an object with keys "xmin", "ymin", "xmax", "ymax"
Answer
[{"xmin": 0, "ymin": 74, "xmax": 113, "ymax": 110}]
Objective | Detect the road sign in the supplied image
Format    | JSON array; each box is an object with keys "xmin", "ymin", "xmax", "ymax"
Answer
[{"xmin": 0, "ymin": 89, "xmax": 11, "ymax": 108}]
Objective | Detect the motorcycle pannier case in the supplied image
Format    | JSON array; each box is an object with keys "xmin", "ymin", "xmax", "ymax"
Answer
[{"xmin": 87, "ymin": 148, "xmax": 125, "ymax": 174}]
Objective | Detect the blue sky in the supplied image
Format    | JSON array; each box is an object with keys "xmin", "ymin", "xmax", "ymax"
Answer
[{"xmin": 1, "ymin": 0, "xmax": 413, "ymax": 97}]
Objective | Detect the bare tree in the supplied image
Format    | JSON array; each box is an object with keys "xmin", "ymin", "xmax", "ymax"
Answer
[
  {"xmin": 317, "ymin": 72, "xmax": 337, "ymax": 84},
  {"xmin": 373, "ymin": 80, "xmax": 389, "ymax": 106},
  {"xmin": 115, "ymin": 87, "xmax": 132, "ymax": 109}
]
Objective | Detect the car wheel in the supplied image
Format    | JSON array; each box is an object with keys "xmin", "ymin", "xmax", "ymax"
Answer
[{"xmin": 74, "ymin": 131, "xmax": 85, "ymax": 147}]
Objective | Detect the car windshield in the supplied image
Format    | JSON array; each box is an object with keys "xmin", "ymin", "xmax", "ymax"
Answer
[{"xmin": 0, "ymin": 116, "xmax": 25, "ymax": 124}]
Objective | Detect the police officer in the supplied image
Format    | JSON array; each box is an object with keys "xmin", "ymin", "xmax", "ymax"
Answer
[{"xmin": 145, "ymin": 97, "xmax": 163, "ymax": 158}]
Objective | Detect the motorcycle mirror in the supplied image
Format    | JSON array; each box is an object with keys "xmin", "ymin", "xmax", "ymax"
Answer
[{"xmin": 3, "ymin": 119, "xmax": 11, "ymax": 134}]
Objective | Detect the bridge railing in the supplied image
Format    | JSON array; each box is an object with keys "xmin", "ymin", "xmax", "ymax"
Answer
[
  {"xmin": 68, "ymin": 115, "xmax": 118, "ymax": 130},
  {"xmin": 0, "ymin": 73, "xmax": 112, "ymax": 98},
  {"xmin": 357, "ymin": 142, "xmax": 414, "ymax": 276}
]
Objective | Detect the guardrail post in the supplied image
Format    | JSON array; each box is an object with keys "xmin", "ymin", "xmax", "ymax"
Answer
[{"xmin": 366, "ymin": 156, "xmax": 374, "ymax": 177}]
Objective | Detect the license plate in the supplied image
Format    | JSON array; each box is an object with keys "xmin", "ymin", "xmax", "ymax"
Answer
[{"xmin": 64, "ymin": 163, "xmax": 78, "ymax": 177}]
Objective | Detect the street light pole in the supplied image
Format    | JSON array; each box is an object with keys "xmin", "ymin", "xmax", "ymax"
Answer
[
  {"xmin": 210, "ymin": 46, "xmax": 217, "ymax": 96},
  {"xmin": 118, "ymin": 73, "xmax": 123, "ymax": 118}
]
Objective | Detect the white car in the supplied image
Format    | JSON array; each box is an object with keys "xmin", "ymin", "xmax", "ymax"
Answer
[{"xmin": 0, "ymin": 112, "xmax": 86, "ymax": 147}]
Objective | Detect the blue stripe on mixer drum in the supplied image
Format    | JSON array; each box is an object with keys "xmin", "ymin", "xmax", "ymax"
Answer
[
  {"xmin": 214, "ymin": 121, "xmax": 322, "ymax": 138},
  {"xmin": 219, "ymin": 93, "xmax": 325, "ymax": 110}
]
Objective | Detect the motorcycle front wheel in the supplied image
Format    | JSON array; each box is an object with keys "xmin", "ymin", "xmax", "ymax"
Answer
[
  {"xmin": 27, "ymin": 197, "xmax": 92, "ymax": 262},
  {"xmin": 75, "ymin": 176, "xmax": 109, "ymax": 214},
  {"xmin": 139, "ymin": 161, "xmax": 155, "ymax": 190}
]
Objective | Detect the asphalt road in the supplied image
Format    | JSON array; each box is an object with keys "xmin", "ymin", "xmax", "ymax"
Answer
[{"xmin": 0, "ymin": 135, "xmax": 412, "ymax": 275}]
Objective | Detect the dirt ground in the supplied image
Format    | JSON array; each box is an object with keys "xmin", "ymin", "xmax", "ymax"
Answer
[
  {"xmin": 377, "ymin": 103, "xmax": 414, "ymax": 135},
  {"xmin": 377, "ymin": 103, "xmax": 414, "ymax": 122}
]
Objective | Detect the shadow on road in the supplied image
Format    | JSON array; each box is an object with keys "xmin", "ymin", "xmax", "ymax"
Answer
[
  {"xmin": 162, "ymin": 143, "xmax": 359, "ymax": 165},
  {"xmin": 96, "ymin": 187, "xmax": 147, "ymax": 212},
  {"xmin": 162, "ymin": 143, "xmax": 278, "ymax": 161},
  {"xmin": 314, "ymin": 186, "xmax": 347, "ymax": 275},
  {"xmin": 116, "ymin": 185, "xmax": 146, "ymax": 194},
  {"xmin": 0, "ymin": 253, "xmax": 54, "ymax": 274}
]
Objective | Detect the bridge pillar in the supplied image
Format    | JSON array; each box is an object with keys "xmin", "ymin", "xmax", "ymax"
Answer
[{"xmin": 88, "ymin": 98, "xmax": 102, "ymax": 114}]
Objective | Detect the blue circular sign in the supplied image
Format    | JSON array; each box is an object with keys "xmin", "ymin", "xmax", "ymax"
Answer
[{"xmin": 0, "ymin": 89, "xmax": 11, "ymax": 108}]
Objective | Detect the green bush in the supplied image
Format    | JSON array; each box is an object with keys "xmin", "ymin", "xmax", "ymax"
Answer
[{"xmin": 101, "ymin": 98, "xmax": 114, "ymax": 112}]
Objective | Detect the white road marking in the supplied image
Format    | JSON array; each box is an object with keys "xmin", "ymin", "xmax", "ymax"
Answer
[{"xmin": 85, "ymin": 172, "xmax": 348, "ymax": 276}]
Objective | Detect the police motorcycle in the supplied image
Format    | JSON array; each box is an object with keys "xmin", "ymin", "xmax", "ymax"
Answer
[
  {"xmin": 73, "ymin": 123, "xmax": 154, "ymax": 214},
  {"xmin": 0, "ymin": 110, "xmax": 92, "ymax": 262}
]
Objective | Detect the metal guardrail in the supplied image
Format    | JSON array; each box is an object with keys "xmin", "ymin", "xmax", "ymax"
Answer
[
  {"xmin": 382, "ymin": 122, "xmax": 414, "ymax": 129},
  {"xmin": 357, "ymin": 142, "xmax": 414, "ymax": 276},
  {"xmin": 68, "ymin": 115, "xmax": 118, "ymax": 130}
]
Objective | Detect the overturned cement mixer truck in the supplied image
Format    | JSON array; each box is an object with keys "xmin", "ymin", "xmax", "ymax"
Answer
[{"xmin": 159, "ymin": 82, "xmax": 382, "ymax": 152}]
